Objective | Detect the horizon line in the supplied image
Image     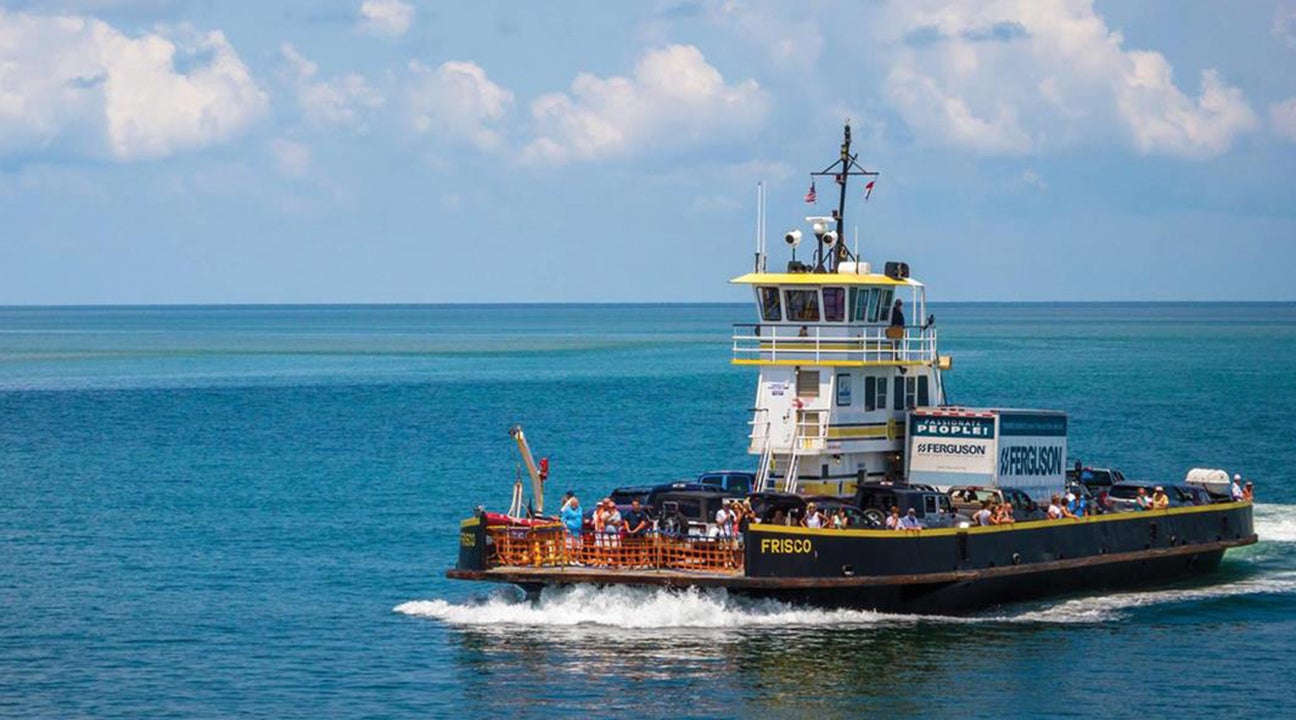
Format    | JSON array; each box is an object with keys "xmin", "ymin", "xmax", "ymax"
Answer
[{"xmin": 3, "ymin": 299, "xmax": 1296, "ymax": 310}]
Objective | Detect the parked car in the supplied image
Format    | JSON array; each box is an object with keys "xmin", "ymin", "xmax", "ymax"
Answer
[
  {"xmin": 652, "ymin": 488, "xmax": 733, "ymax": 537},
  {"xmin": 1167, "ymin": 484, "xmax": 1213, "ymax": 506},
  {"xmin": 1070, "ymin": 466, "xmax": 1127, "ymax": 495},
  {"xmin": 747, "ymin": 492, "xmax": 867, "ymax": 528},
  {"xmin": 1104, "ymin": 482, "xmax": 1187, "ymax": 512},
  {"xmin": 947, "ymin": 485, "xmax": 1042, "ymax": 520},
  {"xmin": 853, "ymin": 483, "xmax": 962, "ymax": 528},
  {"xmin": 609, "ymin": 485, "xmax": 653, "ymax": 507},
  {"xmin": 696, "ymin": 470, "xmax": 755, "ymax": 496}
]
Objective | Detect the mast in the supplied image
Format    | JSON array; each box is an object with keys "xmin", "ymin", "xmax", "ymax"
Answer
[
  {"xmin": 834, "ymin": 124, "xmax": 851, "ymax": 270},
  {"xmin": 811, "ymin": 122, "xmax": 879, "ymax": 272}
]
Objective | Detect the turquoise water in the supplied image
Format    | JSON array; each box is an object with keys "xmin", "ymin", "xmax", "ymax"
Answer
[{"xmin": 2, "ymin": 303, "xmax": 1294, "ymax": 718}]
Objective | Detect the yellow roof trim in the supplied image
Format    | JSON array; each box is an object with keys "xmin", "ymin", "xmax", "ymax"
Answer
[
  {"xmin": 732, "ymin": 359, "xmax": 930, "ymax": 368},
  {"xmin": 730, "ymin": 272, "xmax": 921, "ymax": 287}
]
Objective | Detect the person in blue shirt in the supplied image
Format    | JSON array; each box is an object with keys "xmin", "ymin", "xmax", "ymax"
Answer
[
  {"xmin": 1066, "ymin": 492, "xmax": 1087, "ymax": 518},
  {"xmin": 561, "ymin": 495, "xmax": 583, "ymax": 539}
]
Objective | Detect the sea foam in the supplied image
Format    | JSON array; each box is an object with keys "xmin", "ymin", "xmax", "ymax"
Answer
[{"xmin": 1254, "ymin": 503, "xmax": 1296, "ymax": 543}]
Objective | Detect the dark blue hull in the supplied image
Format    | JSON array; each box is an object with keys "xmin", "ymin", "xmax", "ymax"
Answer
[{"xmin": 448, "ymin": 502, "xmax": 1256, "ymax": 614}]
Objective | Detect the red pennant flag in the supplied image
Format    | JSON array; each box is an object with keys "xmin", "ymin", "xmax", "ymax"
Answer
[
  {"xmin": 804, "ymin": 181, "xmax": 817, "ymax": 203},
  {"xmin": 864, "ymin": 179, "xmax": 876, "ymax": 201}
]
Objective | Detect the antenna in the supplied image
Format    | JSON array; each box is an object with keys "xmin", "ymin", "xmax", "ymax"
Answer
[
  {"xmin": 753, "ymin": 182, "xmax": 762, "ymax": 272},
  {"xmin": 756, "ymin": 181, "xmax": 762, "ymax": 271}
]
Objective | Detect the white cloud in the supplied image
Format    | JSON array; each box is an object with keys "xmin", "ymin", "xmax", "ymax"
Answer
[
  {"xmin": 1276, "ymin": 3, "xmax": 1296, "ymax": 49},
  {"xmin": 690, "ymin": 194, "xmax": 743, "ymax": 213},
  {"xmin": 520, "ymin": 44, "xmax": 768, "ymax": 166},
  {"xmin": 0, "ymin": 10, "xmax": 267, "ymax": 161},
  {"xmin": 878, "ymin": 0, "xmax": 1258, "ymax": 158},
  {"xmin": 270, "ymin": 138, "xmax": 310, "ymax": 177},
  {"xmin": 1021, "ymin": 168, "xmax": 1047, "ymax": 192},
  {"xmin": 279, "ymin": 43, "xmax": 383, "ymax": 132},
  {"xmin": 701, "ymin": 0, "xmax": 824, "ymax": 71},
  {"xmin": 357, "ymin": 0, "xmax": 414, "ymax": 38},
  {"xmin": 407, "ymin": 60, "xmax": 513, "ymax": 151},
  {"xmin": 1272, "ymin": 98, "xmax": 1296, "ymax": 143}
]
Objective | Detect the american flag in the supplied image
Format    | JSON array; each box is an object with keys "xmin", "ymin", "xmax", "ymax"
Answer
[
  {"xmin": 804, "ymin": 181, "xmax": 817, "ymax": 203},
  {"xmin": 864, "ymin": 179, "xmax": 876, "ymax": 201}
]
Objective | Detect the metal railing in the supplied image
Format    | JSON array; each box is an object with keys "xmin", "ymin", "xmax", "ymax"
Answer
[
  {"xmin": 732, "ymin": 323, "xmax": 937, "ymax": 365},
  {"xmin": 485, "ymin": 524, "xmax": 745, "ymax": 573}
]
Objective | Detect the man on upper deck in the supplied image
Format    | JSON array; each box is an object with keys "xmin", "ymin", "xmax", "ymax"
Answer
[{"xmin": 890, "ymin": 299, "xmax": 905, "ymax": 327}]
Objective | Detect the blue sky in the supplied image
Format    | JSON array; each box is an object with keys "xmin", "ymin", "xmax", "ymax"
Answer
[{"xmin": 1, "ymin": 0, "xmax": 1294, "ymax": 304}]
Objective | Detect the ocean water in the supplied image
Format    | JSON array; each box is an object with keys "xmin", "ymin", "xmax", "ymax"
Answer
[{"xmin": 2, "ymin": 303, "xmax": 1294, "ymax": 718}]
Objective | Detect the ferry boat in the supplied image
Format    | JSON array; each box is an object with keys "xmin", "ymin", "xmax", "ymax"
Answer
[{"xmin": 447, "ymin": 124, "xmax": 1257, "ymax": 614}]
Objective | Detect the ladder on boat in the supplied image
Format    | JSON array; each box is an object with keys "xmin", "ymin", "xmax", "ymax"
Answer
[{"xmin": 779, "ymin": 412, "xmax": 804, "ymax": 493}]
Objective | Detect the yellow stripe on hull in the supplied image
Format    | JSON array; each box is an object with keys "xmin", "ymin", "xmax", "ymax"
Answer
[{"xmin": 746, "ymin": 501, "xmax": 1253, "ymax": 539}]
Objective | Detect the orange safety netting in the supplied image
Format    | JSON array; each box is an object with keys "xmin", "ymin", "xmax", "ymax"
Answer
[{"xmin": 485, "ymin": 525, "xmax": 744, "ymax": 573}]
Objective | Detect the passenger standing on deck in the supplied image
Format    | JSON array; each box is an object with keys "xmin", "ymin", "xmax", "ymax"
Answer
[
  {"xmin": 1049, "ymin": 495, "xmax": 1077, "ymax": 519},
  {"xmin": 1231, "ymin": 474, "xmax": 1245, "ymax": 501},
  {"xmin": 899, "ymin": 508, "xmax": 922, "ymax": 530},
  {"xmin": 886, "ymin": 506, "xmax": 901, "ymax": 530},
  {"xmin": 974, "ymin": 500, "xmax": 993, "ymax": 527},
  {"xmin": 1243, "ymin": 482, "xmax": 1255, "ymax": 501},
  {"xmin": 623, "ymin": 500, "xmax": 649, "ymax": 538},
  {"xmin": 832, "ymin": 507, "xmax": 850, "ymax": 529},
  {"xmin": 1135, "ymin": 487, "xmax": 1152, "ymax": 511},
  {"xmin": 1151, "ymin": 486, "xmax": 1170, "ymax": 510},
  {"xmin": 994, "ymin": 502, "xmax": 1016, "ymax": 525},
  {"xmin": 601, "ymin": 499, "xmax": 622, "ymax": 536},
  {"xmin": 890, "ymin": 299, "xmax": 905, "ymax": 327},
  {"xmin": 715, "ymin": 499, "xmax": 735, "ymax": 538},
  {"xmin": 561, "ymin": 496, "xmax": 583, "ymax": 534},
  {"xmin": 803, "ymin": 502, "xmax": 825, "ymax": 529},
  {"xmin": 1066, "ymin": 491, "xmax": 1087, "ymax": 518}
]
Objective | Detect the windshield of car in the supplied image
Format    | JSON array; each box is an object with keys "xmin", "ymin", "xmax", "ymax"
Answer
[
  {"xmin": 952, "ymin": 489, "xmax": 998, "ymax": 504},
  {"xmin": 698, "ymin": 473, "xmax": 752, "ymax": 494}
]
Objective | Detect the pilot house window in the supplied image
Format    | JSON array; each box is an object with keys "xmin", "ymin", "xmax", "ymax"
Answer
[
  {"xmin": 759, "ymin": 287, "xmax": 782, "ymax": 322},
  {"xmin": 784, "ymin": 290, "xmax": 821, "ymax": 322},
  {"xmin": 823, "ymin": 287, "xmax": 845, "ymax": 322},
  {"xmin": 874, "ymin": 289, "xmax": 894, "ymax": 323}
]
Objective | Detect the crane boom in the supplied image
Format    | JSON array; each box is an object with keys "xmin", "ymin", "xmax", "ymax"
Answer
[{"xmin": 508, "ymin": 425, "xmax": 545, "ymax": 515}]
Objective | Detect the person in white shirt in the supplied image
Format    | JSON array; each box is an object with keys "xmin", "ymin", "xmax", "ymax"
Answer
[
  {"xmin": 714, "ymin": 500, "xmax": 734, "ymax": 538},
  {"xmin": 885, "ymin": 506, "xmax": 901, "ymax": 530},
  {"xmin": 803, "ymin": 503, "xmax": 825, "ymax": 529},
  {"xmin": 898, "ymin": 508, "xmax": 922, "ymax": 530},
  {"xmin": 974, "ymin": 500, "xmax": 994, "ymax": 527},
  {"xmin": 1230, "ymin": 474, "xmax": 1244, "ymax": 501},
  {"xmin": 1048, "ymin": 495, "xmax": 1063, "ymax": 519}
]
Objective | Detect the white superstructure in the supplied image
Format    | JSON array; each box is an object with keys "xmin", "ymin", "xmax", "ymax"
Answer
[{"xmin": 732, "ymin": 269, "xmax": 948, "ymax": 496}]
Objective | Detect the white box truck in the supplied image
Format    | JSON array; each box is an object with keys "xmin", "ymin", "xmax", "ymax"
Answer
[{"xmin": 906, "ymin": 408, "xmax": 1068, "ymax": 504}]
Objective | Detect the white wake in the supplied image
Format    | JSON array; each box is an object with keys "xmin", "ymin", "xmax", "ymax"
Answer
[
  {"xmin": 395, "ymin": 585, "xmax": 902, "ymax": 629},
  {"xmin": 1254, "ymin": 503, "xmax": 1296, "ymax": 542}
]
